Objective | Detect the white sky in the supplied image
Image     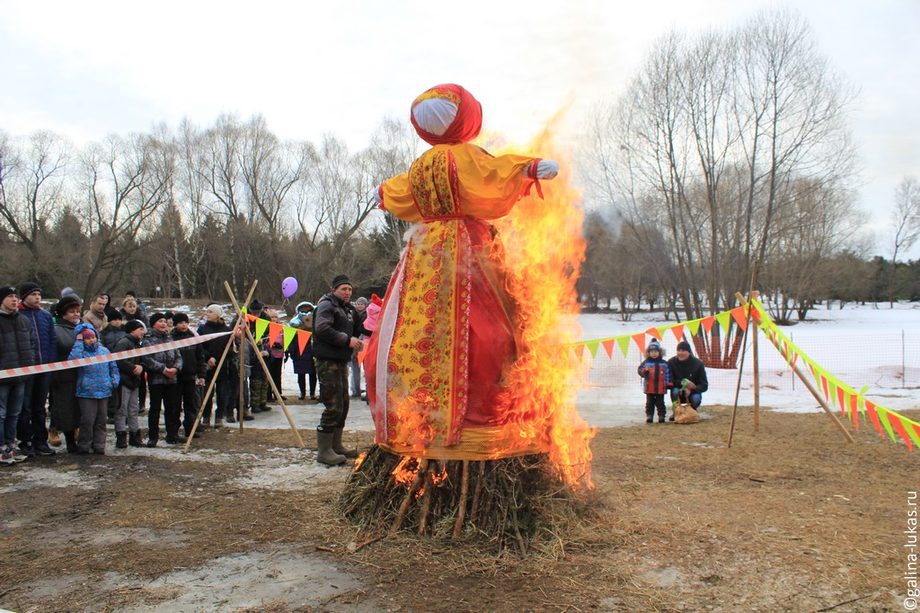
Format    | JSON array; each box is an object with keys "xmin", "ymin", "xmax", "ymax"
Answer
[{"xmin": 1, "ymin": 0, "xmax": 917, "ymax": 257}]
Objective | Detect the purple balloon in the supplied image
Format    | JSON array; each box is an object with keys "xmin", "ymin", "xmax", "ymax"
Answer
[{"xmin": 281, "ymin": 276, "xmax": 298, "ymax": 298}]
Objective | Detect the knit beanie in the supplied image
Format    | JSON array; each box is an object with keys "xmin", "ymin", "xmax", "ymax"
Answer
[
  {"xmin": 124, "ymin": 320, "xmax": 146, "ymax": 335},
  {"xmin": 171, "ymin": 312, "xmax": 190, "ymax": 325},
  {"xmin": 331, "ymin": 274, "xmax": 351, "ymax": 289},
  {"xmin": 18, "ymin": 282, "xmax": 41, "ymax": 298}
]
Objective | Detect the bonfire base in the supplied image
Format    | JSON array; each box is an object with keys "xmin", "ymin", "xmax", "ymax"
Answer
[{"xmin": 337, "ymin": 445, "xmax": 590, "ymax": 553}]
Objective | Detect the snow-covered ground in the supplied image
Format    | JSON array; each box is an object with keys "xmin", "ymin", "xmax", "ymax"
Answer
[{"xmin": 227, "ymin": 301, "xmax": 920, "ymax": 432}]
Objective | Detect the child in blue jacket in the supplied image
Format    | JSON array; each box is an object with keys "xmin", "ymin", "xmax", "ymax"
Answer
[
  {"xmin": 637, "ymin": 340, "xmax": 670, "ymax": 424},
  {"xmin": 69, "ymin": 323, "xmax": 120, "ymax": 454}
]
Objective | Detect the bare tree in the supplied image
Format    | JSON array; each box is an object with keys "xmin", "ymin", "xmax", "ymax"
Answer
[
  {"xmin": 78, "ymin": 133, "xmax": 171, "ymax": 297},
  {"xmin": 888, "ymin": 176, "xmax": 920, "ymax": 306},
  {"xmin": 0, "ymin": 131, "xmax": 72, "ymax": 286}
]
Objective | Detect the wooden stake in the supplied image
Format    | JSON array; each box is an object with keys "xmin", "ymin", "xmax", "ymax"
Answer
[
  {"xmin": 751, "ymin": 291, "xmax": 761, "ymax": 431},
  {"xmin": 239, "ymin": 318, "xmax": 246, "ymax": 433},
  {"xmin": 390, "ymin": 459, "xmax": 428, "ymax": 536},
  {"xmin": 452, "ymin": 459, "xmax": 470, "ymax": 539},
  {"xmin": 224, "ymin": 281, "xmax": 305, "ymax": 448},
  {"xmin": 469, "ymin": 461, "xmax": 485, "ymax": 524},
  {"xmin": 417, "ymin": 466, "xmax": 434, "ymax": 536},
  {"xmin": 183, "ymin": 280, "xmax": 258, "ymax": 454},
  {"xmin": 728, "ymin": 291, "xmax": 755, "ymax": 448}
]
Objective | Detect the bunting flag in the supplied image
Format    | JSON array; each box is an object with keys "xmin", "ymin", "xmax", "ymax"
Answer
[
  {"xmin": 750, "ymin": 297, "xmax": 920, "ymax": 452},
  {"xmin": 670, "ymin": 325, "xmax": 685, "ymax": 342},
  {"xmin": 632, "ymin": 333, "xmax": 646, "ymax": 355},
  {"xmin": 585, "ymin": 340, "xmax": 600, "ymax": 358},
  {"xmin": 645, "ymin": 327, "xmax": 662, "ymax": 340},
  {"xmin": 254, "ymin": 318, "xmax": 269, "ymax": 341},
  {"xmin": 687, "ymin": 318, "xmax": 701, "ymax": 336},
  {"xmin": 715, "ymin": 311, "xmax": 732, "ymax": 333},
  {"xmin": 296, "ymin": 330, "xmax": 311, "ymax": 354},
  {"xmin": 602, "ymin": 339, "xmax": 616, "ymax": 358},
  {"xmin": 268, "ymin": 322, "xmax": 283, "ymax": 345},
  {"xmin": 616, "ymin": 335, "xmax": 631, "ymax": 357},
  {"xmin": 701, "ymin": 316, "xmax": 715, "ymax": 333},
  {"xmin": 282, "ymin": 325, "xmax": 297, "ymax": 351},
  {"xmin": 730, "ymin": 306, "xmax": 748, "ymax": 331}
]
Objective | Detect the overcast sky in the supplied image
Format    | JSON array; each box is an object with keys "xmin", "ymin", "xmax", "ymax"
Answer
[{"xmin": 1, "ymin": 0, "xmax": 917, "ymax": 256}]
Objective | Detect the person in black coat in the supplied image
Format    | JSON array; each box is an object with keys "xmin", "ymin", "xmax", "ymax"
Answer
[
  {"xmin": 49, "ymin": 295, "xmax": 82, "ymax": 452},
  {"xmin": 171, "ymin": 312, "xmax": 207, "ymax": 437},
  {"xmin": 0, "ymin": 285, "xmax": 37, "ymax": 464},
  {"xmin": 668, "ymin": 340, "xmax": 709, "ymax": 411},
  {"xmin": 197, "ymin": 304, "xmax": 237, "ymax": 428}
]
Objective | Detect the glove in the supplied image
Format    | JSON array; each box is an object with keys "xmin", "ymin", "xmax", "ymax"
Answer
[{"xmin": 534, "ymin": 160, "xmax": 559, "ymax": 179}]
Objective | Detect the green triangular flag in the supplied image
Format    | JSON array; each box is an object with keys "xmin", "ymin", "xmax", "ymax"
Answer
[
  {"xmin": 616, "ymin": 335, "xmax": 631, "ymax": 357},
  {"xmin": 686, "ymin": 318, "xmax": 701, "ymax": 336},
  {"xmin": 585, "ymin": 340, "xmax": 600, "ymax": 358},
  {"xmin": 283, "ymin": 325, "xmax": 297, "ymax": 351},
  {"xmin": 254, "ymin": 318, "xmax": 269, "ymax": 341},
  {"xmin": 877, "ymin": 407, "xmax": 898, "ymax": 443},
  {"xmin": 715, "ymin": 311, "xmax": 731, "ymax": 333}
]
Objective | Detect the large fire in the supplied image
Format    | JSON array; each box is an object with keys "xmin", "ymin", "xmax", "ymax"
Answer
[{"xmin": 490, "ymin": 124, "xmax": 595, "ymax": 489}]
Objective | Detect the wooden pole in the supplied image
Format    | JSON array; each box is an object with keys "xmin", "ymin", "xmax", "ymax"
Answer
[
  {"xmin": 751, "ymin": 291, "xmax": 761, "ymax": 431},
  {"xmin": 183, "ymin": 280, "xmax": 258, "ymax": 453},
  {"xmin": 727, "ymin": 291, "xmax": 755, "ymax": 448},
  {"xmin": 748, "ymin": 297, "xmax": 855, "ymax": 444},
  {"xmin": 224, "ymin": 281, "xmax": 305, "ymax": 448},
  {"xmin": 239, "ymin": 319, "xmax": 246, "ymax": 433}
]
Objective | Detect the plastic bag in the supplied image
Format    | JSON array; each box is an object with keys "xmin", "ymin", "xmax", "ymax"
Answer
[{"xmin": 675, "ymin": 403, "xmax": 700, "ymax": 424}]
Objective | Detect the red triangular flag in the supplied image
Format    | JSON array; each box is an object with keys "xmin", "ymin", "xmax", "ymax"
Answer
[
  {"xmin": 701, "ymin": 316, "xmax": 715, "ymax": 333},
  {"xmin": 836, "ymin": 387, "xmax": 847, "ymax": 415},
  {"xmin": 820, "ymin": 376, "xmax": 830, "ymax": 401}
]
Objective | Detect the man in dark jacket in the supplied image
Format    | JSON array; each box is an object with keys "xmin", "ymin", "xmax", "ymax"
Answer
[
  {"xmin": 312, "ymin": 274, "xmax": 362, "ymax": 466},
  {"xmin": 171, "ymin": 312, "xmax": 207, "ymax": 439},
  {"xmin": 668, "ymin": 340, "xmax": 710, "ymax": 414},
  {"xmin": 0, "ymin": 286, "xmax": 37, "ymax": 465},
  {"xmin": 141, "ymin": 313, "xmax": 183, "ymax": 446},
  {"xmin": 16, "ymin": 282, "xmax": 57, "ymax": 456},
  {"xmin": 113, "ymin": 320, "xmax": 146, "ymax": 448}
]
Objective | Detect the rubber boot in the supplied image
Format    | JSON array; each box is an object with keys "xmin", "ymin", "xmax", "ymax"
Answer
[
  {"xmin": 316, "ymin": 430, "xmax": 346, "ymax": 466},
  {"xmin": 129, "ymin": 430, "xmax": 143, "ymax": 447},
  {"xmin": 332, "ymin": 428, "xmax": 358, "ymax": 459},
  {"xmin": 116, "ymin": 432, "xmax": 128, "ymax": 449},
  {"xmin": 64, "ymin": 430, "xmax": 78, "ymax": 453}
]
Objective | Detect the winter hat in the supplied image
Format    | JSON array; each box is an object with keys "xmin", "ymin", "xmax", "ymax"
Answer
[
  {"xmin": 77, "ymin": 325, "xmax": 97, "ymax": 339},
  {"xmin": 676, "ymin": 341, "xmax": 693, "ymax": 353},
  {"xmin": 0, "ymin": 285, "xmax": 17, "ymax": 301},
  {"xmin": 124, "ymin": 320, "xmax": 146, "ymax": 335},
  {"xmin": 205, "ymin": 304, "xmax": 225, "ymax": 318},
  {"xmin": 54, "ymin": 295, "xmax": 82, "ymax": 317},
  {"xmin": 105, "ymin": 307, "xmax": 123, "ymax": 322},
  {"xmin": 295, "ymin": 301, "xmax": 314, "ymax": 313},
  {"xmin": 355, "ymin": 296, "xmax": 368, "ymax": 307},
  {"xmin": 331, "ymin": 274, "xmax": 351, "ymax": 289},
  {"xmin": 171, "ymin": 312, "xmax": 189, "ymax": 325},
  {"xmin": 149, "ymin": 312, "xmax": 168, "ymax": 327},
  {"xmin": 61, "ymin": 286, "xmax": 77, "ymax": 298},
  {"xmin": 18, "ymin": 281, "xmax": 41, "ymax": 298},
  {"xmin": 249, "ymin": 299, "xmax": 264, "ymax": 311},
  {"xmin": 647, "ymin": 340, "xmax": 662, "ymax": 354}
]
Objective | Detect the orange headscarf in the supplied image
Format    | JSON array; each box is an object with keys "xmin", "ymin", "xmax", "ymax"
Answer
[{"xmin": 410, "ymin": 83, "xmax": 482, "ymax": 146}]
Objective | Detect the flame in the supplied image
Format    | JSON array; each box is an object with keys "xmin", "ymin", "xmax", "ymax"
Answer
[
  {"xmin": 391, "ymin": 455, "xmax": 419, "ymax": 486},
  {"xmin": 353, "ymin": 451, "xmax": 367, "ymax": 472},
  {"xmin": 486, "ymin": 118, "xmax": 596, "ymax": 489}
]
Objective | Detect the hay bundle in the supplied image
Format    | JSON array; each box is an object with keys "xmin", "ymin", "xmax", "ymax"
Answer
[{"xmin": 337, "ymin": 445, "xmax": 589, "ymax": 553}]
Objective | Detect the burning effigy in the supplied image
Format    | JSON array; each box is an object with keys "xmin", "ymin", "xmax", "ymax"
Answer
[{"xmin": 339, "ymin": 84, "xmax": 595, "ymax": 549}]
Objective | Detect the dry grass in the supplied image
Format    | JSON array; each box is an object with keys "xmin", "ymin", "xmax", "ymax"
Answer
[{"xmin": 1, "ymin": 406, "xmax": 917, "ymax": 611}]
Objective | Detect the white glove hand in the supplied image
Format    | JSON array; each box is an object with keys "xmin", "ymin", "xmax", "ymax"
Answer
[{"xmin": 535, "ymin": 160, "xmax": 559, "ymax": 179}]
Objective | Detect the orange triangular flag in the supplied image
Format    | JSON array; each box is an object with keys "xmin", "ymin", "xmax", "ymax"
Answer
[
  {"xmin": 849, "ymin": 394, "xmax": 859, "ymax": 430},
  {"xmin": 645, "ymin": 327, "xmax": 662, "ymax": 340},
  {"xmin": 820, "ymin": 375, "xmax": 830, "ymax": 401},
  {"xmin": 573, "ymin": 344, "xmax": 586, "ymax": 360},
  {"xmin": 296, "ymin": 330, "xmax": 311, "ymax": 354},
  {"xmin": 889, "ymin": 413, "xmax": 913, "ymax": 451},
  {"xmin": 670, "ymin": 325, "xmax": 685, "ymax": 342},
  {"xmin": 730, "ymin": 307, "xmax": 748, "ymax": 331},
  {"xmin": 866, "ymin": 401, "xmax": 883, "ymax": 437},
  {"xmin": 268, "ymin": 322, "xmax": 283, "ymax": 344},
  {"xmin": 601, "ymin": 339, "xmax": 616, "ymax": 359},
  {"xmin": 632, "ymin": 334, "xmax": 646, "ymax": 354},
  {"xmin": 701, "ymin": 316, "xmax": 715, "ymax": 333}
]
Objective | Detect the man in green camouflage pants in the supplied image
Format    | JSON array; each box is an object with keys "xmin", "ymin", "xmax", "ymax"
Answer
[{"xmin": 311, "ymin": 274, "xmax": 363, "ymax": 465}]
